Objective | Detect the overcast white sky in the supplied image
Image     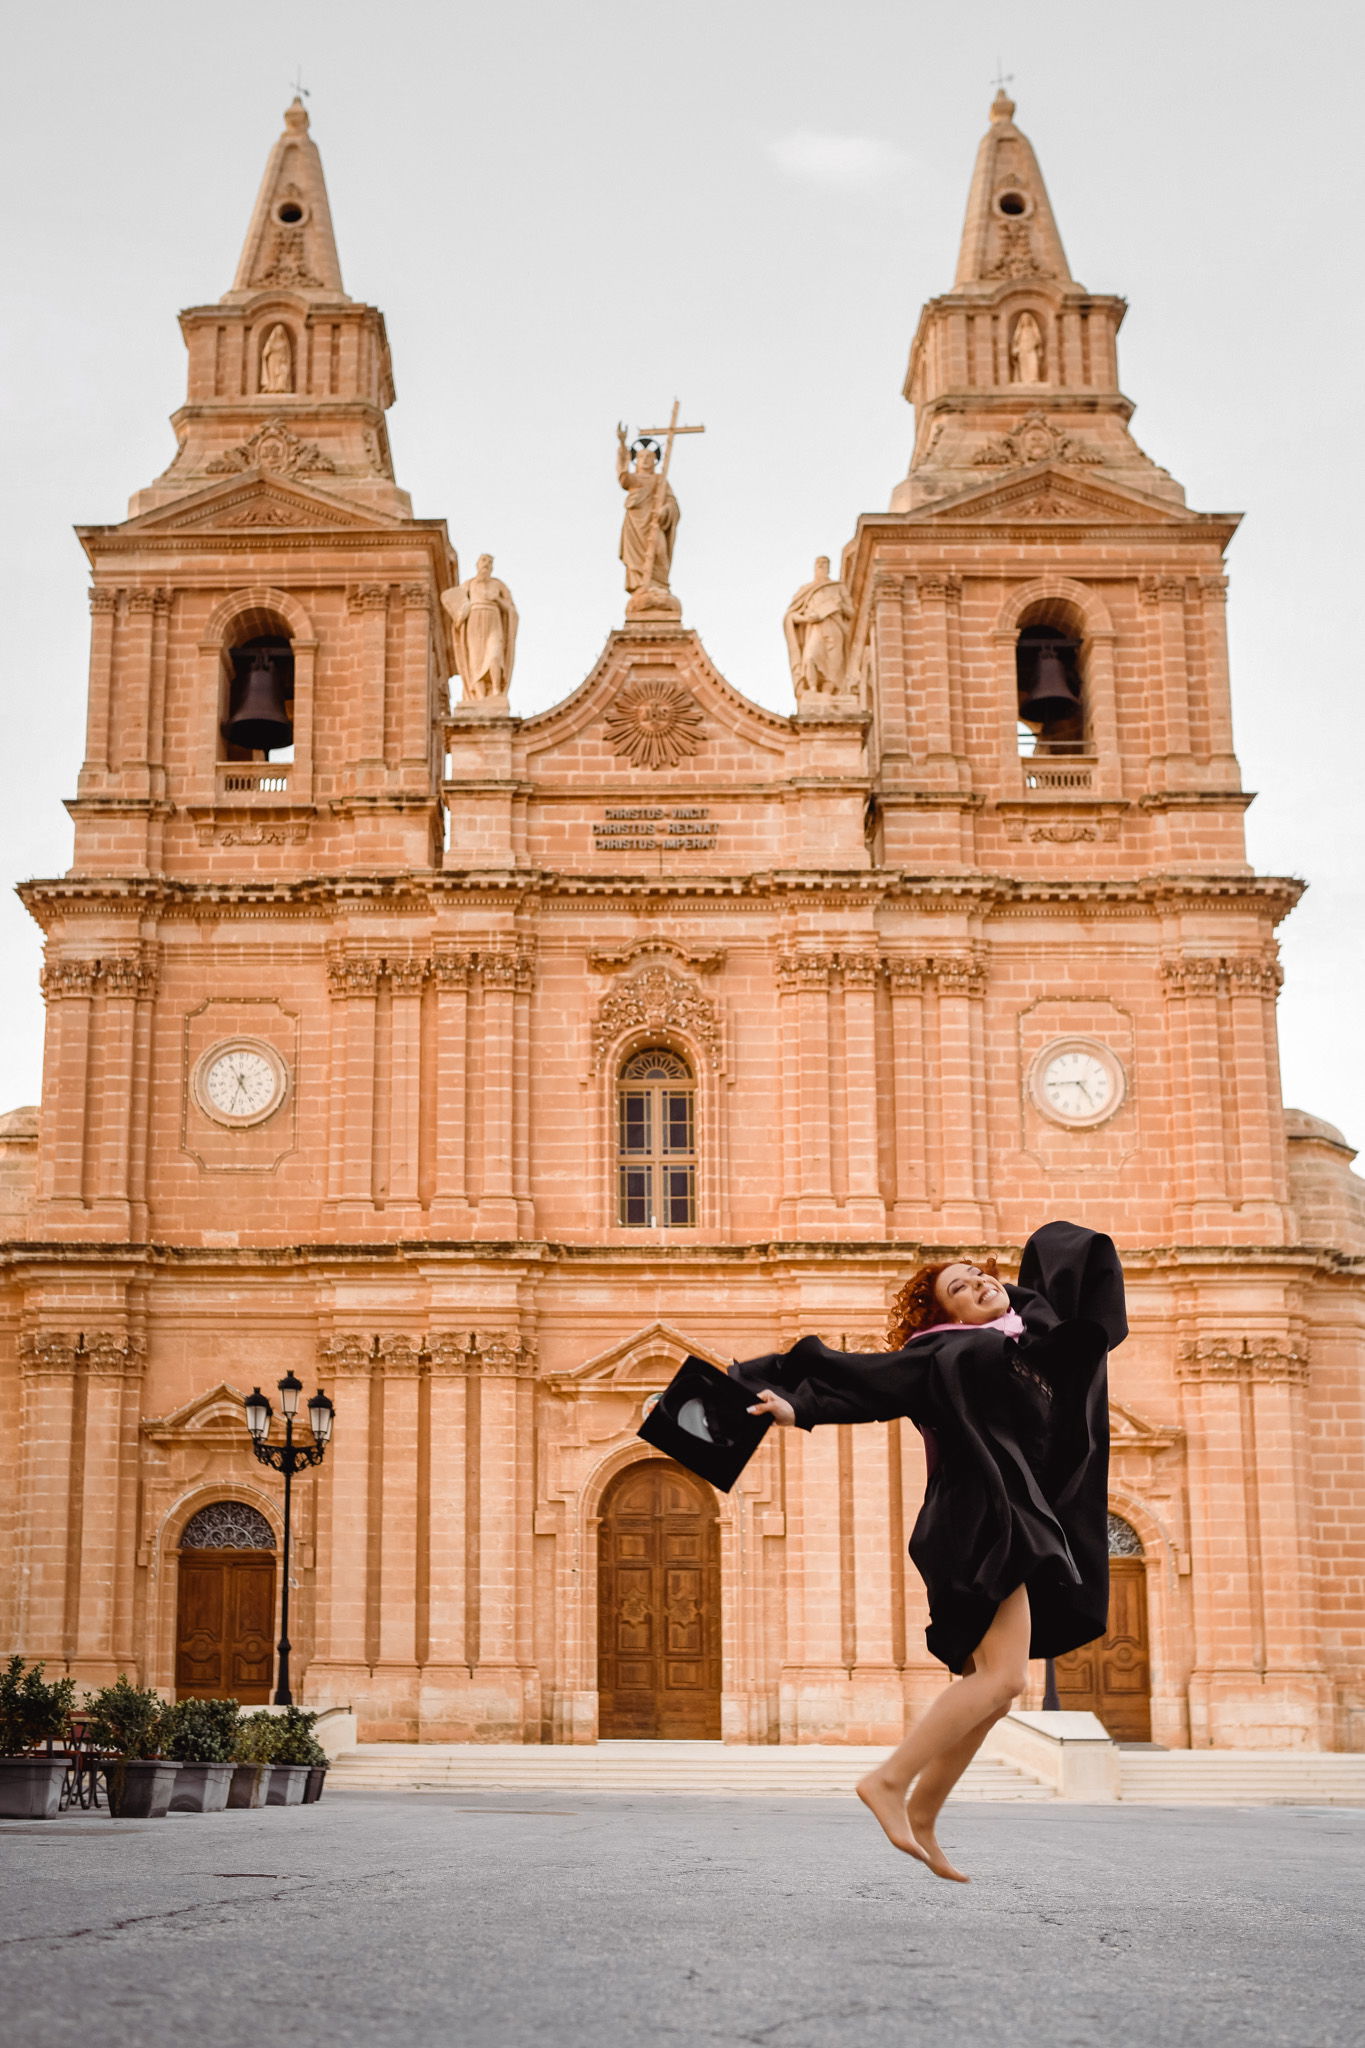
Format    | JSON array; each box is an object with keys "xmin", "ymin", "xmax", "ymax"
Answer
[{"xmin": 2, "ymin": 0, "xmax": 1363, "ymax": 1152}]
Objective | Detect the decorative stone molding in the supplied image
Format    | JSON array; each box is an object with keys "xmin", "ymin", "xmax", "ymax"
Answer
[
  {"xmin": 431, "ymin": 950, "xmax": 476, "ymax": 987},
  {"xmin": 470, "ymin": 1329, "xmax": 538, "ymax": 1375},
  {"xmin": 1139, "ymin": 574, "xmax": 1188, "ymax": 605},
  {"xmin": 590, "ymin": 964, "xmax": 721, "ymax": 1071},
  {"xmin": 89, "ymin": 586, "xmax": 121, "ymax": 614},
  {"xmin": 776, "ymin": 952, "xmax": 837, "ymax": 989},
  {"xmin": 375, "ymin": 1334, "xmax": 423, "ymax": 1374},
  {"xmin": 1177, "ymin": 1337, "xmax": 1308, "ymax": 1385},
  {"xmin": 126, "ymin": 586, "xmax": 171, "ymax": 614},
  {"xmin": 20, "ymin": 1330, "xmax": 145, "ymax": 1377},
  {"xmin": 346, "ymin": 583, "xmax": 391, "ymax": 612},
  {"xmin": 478, "ymin": 948, "xmax": 535, "ymax": 993},
  {"xmin": 257, "ymin": 227, "xmax": 324, "ymax": 290},
  {"xmin": 973, "ymin": 412, "xmax": 1103, "ymax": 468},
  {"xmin": 317, "ymin": 1333, "xmax": 377, "ymax": 1374},
  {"xmin": 984, "ymin": 220, "xmax": 1052, "ymax": 280},
  {"xmin": 918, "ymin": 573, "xmax": 963, "ymax": 603},
  {"xmin": 40, "ymin": 958, "xmax": 99, "ymax": 999},
  {"xmin": 99, "ymin": 953, "xmax": 158, "ymax": 998},
  {"xmin": 1162, "ymin": 952, "xmax": 1282, "ymax": 999},
  {"xmin": 588, "ymin": 940, "xmax": 724, "ymax": 975},
  {"xmin": 840, "ymin": 952, "xmax": 880, "ymax": 989},
  {"xmin": 400, "ymin": 583, "xmax": 430, "ymax": 611},
  {"xmin": 202, "ymin": 824, "xmax": 311, "ymax": 848},
  {"xmin": 325, "ymin": 947, "xmax": 384, "ymax": 996},
  {"xmin": 882, "ymin": 956, "xmax": 930, "ymax": 993},
  {"xmin": 207, "ymin": 418, "xmax": 336, "ymax": 478},
  {"xmin": 604, "ymin": 678, "xmax": 707, "ymax": 770},
  {"xmin": 40, "ymin": 954, "xmax": 157, "ymax": 999},
  {"xmin": 319, "ymin": 1330, "xmax": 537, "ymax": 1378},
  {"xmin": 386, "ymin": 957, "xmax": 429, "ymax": 994},
  {"xmin": 878, "ymin": 952, "xmax": 988, "ymax": 996}
]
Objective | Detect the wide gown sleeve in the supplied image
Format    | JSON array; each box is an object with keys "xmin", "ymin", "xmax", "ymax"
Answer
[
  {"xmin": 730, "ymin": 1334, "xmax": 924, "ymax": 1431},
  {"xmin": 1016, "ymin": 1220, "xmax": 1128, "ymax": 1349}
]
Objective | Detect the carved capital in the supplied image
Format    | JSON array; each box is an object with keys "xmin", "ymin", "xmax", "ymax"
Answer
[
  {"xmin": 477, "ymin": 947, "xmax": 535, "ymax": 993},
  {"xmin": 40, "ymin": 957, "xmax": 99, "ymax": 999},
  {"xmin": 918, "ymin": 573, "xmax": 963, "ymax": 604},
  {"xmin": 400, "ymin": 583, "xmax": 430, "ymax": 611},
  {"xmin": 20, "ymin": 1329, "xmax": 144, "ymax": 1377},
  {"xmin": 19, "ymin": 1331, "xmax": 80, "ymax": 1375},
  {"xmin": 326, "ymin": 947, "xmax": 384, "ymax": 996},
  {"xmin": 882, "ymin": 955, "xmax": 931, "ymax": 993},
  {"xmin": 318, "ymin": 1332, "xmax": 376, "ymax": 1375},
  {"xmin": 89, "ymin": 587, "xmax": 120, "ymax": 615},
  {"xmin": 126, "ymin": 587, "xmax": 161, "ymax": 615},
  {"xmin": 1177, "ymin": 1337, "xmax": 1308, "ymax": 1385},
  {"xmin": 838, "ymin": 951, "xmax": 880, "ymax": 989},
  {"xmin": 99, "ymin": 953, "xmax": 157, "ymax": 999},
  {"xmin": 470, "ymin": 1329, "xmax": 538, "ymax": 1376},
  {"xmin": 347, "ymin": 583, "xmax": 391, "ymax": 613},
  {"xmin": 932, "ymin": 952, "xmax": 988, "ymax": 997},
  {"xmin": 82, "ymin": 1330, "xmax": 147, "ymax": 1377},
  {"xmin": 431, "ymin": 950, "xmax": 475, "ymax": 988},
  {"xmin": 426, "ymin": 1332, "xmax": 474, "ymax": 1375},
  {"xmin": 375, "ymin": 1333, "xmax": 422, "ymax": 1374},
  {"xmin": 777, "ymin": 951, "xmax": 837, "ymax": 990},
  {"xmin": 387, "ymin": 956, "xmax": 429, "ymax": 994},
  {"xmin": 1140, "ymin": 574, "xmax": 1187, "ymax": 605},
  {"xmin": 1162, "ymin": 953, "xmax": 1281, "ymax": 999}
]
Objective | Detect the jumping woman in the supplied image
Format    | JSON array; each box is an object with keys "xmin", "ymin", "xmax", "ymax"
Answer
[{"xmin": 730, "ymin": 1220, "xmax": 1126, "ymax": 1882}]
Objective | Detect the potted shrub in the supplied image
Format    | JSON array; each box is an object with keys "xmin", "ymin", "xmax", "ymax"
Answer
[
  {"xmin": 228, "ymin": 1709, "xmax": 280, "ymax": 1807},
  {"xmin": 82, "ymin": 1677, "xmax": 176, "ymax": 1818},
  {"xmin": 0, "ymin": 1655, "xmax": 75, "ymax": 1818},
  {"xmin": 165, "ymin": 1698, "xmax": 239, "ymax": 1813},
  {"xmin": 270, "ymin": 1706, "xmax": 328, "ymax": 1804}
]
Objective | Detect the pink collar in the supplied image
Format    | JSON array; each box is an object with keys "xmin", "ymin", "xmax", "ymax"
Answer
[{"xmin": 908, "ymin": 1308, "xmax": 1024, "ymax": 1343}]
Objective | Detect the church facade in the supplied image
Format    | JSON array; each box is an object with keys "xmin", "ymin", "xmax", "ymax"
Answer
[{"xmin": 3, "ymin": 94, "xmax": 1363, "ymax": 1752}]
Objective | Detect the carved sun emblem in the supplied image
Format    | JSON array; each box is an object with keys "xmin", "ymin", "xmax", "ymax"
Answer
[{"xmin": 604, "ymin": 679, "xmax": 707, "ymax": 771}]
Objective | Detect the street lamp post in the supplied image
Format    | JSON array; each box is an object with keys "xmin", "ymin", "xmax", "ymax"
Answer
[{"xmin": 243, "ymin": 1373, "xmax": 335, "ymax": 1706}]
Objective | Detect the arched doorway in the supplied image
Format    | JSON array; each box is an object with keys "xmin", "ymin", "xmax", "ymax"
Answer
[
  {"xmin": 597, "ymin": 1460, "xmax": 721, "ymax": 1738},
  {"xmin": 175, "ymin": 1501, "xmax": 277, "ymax": 1703},
  {"xmin": 1054, "ymin": 1513, "xmax": 1152, "ymax": 1739}
]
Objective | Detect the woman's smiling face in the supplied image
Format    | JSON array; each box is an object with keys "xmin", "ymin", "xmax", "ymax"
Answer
[{"xmin": 933, "ymin": 1263, "xmax": 1011, "ymax": 1325}]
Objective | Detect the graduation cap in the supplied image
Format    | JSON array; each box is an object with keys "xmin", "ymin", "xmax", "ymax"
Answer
[{"xmin": 636, "ymin": 1356, "xmax": 772, "ymax": 1493}]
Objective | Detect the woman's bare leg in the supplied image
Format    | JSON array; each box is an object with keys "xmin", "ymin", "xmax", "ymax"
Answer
[
  {"xmin": 905, "ymin": 1703, "xmax": 1007, "ymax": 1881},
  {"xmin": 856, "ymin": 1585, "xmax": 1031, "ymax": 1874}
]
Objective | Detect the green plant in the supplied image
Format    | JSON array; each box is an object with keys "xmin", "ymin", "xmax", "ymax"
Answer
[
  {"xmin": 0, "ymin": 1655, "xmax": 76, "ymax": 1755},
  {"xmin": 80, "ymin": 1676, "xmax": 170, "ymax": 1760},
  {"xmin": 164, "ymin": 1697, "xmax": 239, "ymax": 1763},
  {"xmin": 271, "ymin": 1705, "xmax": 327, "ymax": 1768},
  {"xmin": 232, "ymin": 1710, "xmax": 284, "ymax": 1765}
]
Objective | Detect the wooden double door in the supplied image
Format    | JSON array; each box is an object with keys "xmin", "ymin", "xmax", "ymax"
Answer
[
  {"xmin": 598, "ymin": 1460, "xmax": 722, "ymax": 1738},
  {"xmin": 175, "ymin": 1548, "xmax": 277, "ymax": 1702},
  {"xmin": 1054, "ymin": 1556, "xmax": 1152, "ymax": 1740}
]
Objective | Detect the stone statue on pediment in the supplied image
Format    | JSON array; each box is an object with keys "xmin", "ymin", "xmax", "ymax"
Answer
[
  {"xmin": 260, "ymin": 324, "xmax": 294, "ymax": 394},
  {"xmin": 784, "ymin": 557, "xmax": 854, "ymax": 701},
  {"xmin": 616, "ymin": 427, "xmax": 680, "ymax": 594},
  {"xmin": 1009, "ymin": 311, "xmax": 1045, "ymax": 385},
  {"xmin": 442, "ymin": 554, "xmax": 518, "ymax": 702}
]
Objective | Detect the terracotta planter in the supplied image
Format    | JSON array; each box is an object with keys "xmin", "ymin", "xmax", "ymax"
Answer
[
  {"xmin": 169, "ymin": 1761, "xmax": 236, "ymax": 1814},
  {"xmin": 100, "ymin": 1760, "xmax": 178, "ymax": 1818},
  {"xmin": 226, "ymin": 1763, "xmax": 270, "ymax": 1808},
  {"xmin": 265, "ymin": 1763, "xmax": 308, "ymax": 1806},
  {"xmin": 303, "ymin": 1764, "xmax": 328, "ymax": 1803},
  {"xmin": 0, "ymin": 1755, "xmax": 68, "ymax": 1819}
]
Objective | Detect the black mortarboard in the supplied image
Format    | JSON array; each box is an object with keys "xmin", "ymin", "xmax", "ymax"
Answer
[{"xmin": 636, "ymin": 1355, "xmax": 772, "ymax": 1492}]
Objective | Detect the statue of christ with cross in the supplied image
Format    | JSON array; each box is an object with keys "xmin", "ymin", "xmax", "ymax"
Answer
[{"xmin": 615, "ymin": 400, "xmax": 704, "ymax": 598}]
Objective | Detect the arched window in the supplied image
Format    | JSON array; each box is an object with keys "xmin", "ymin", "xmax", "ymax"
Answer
[
  {"xmin": 1016, "ymin": 621, "xmax": 1085, "ymax": 757},
  {"xmin": 221, "ymin": 633, "xmax": 295, "ymax": 762},
  {"xmin": 1107, "ymin": 1512, "xmax": 1144, "ymax": 1557},
  {"xmin": 181, "ymin": 1500, "xmax": 275, "ymax": 1550},
  {"xmin": 617, "ymin": 1047, "xmax": 696, "ymax": 1227}
]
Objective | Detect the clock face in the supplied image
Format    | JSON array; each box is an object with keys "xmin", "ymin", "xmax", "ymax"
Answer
[
  {"xmin": 194, "ymin": 1040, "xmax": 287, "ymax": 1127},
  {"xmin": 1030, "ymin": 1039, "xmax": 1125, "ymax": 1129}
]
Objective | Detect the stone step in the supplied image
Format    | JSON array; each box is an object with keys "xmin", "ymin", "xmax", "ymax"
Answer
[
  {"xmin": 1119, "ymin": 1753, "xmax": 1365, "ymax": 1805},
  {"xmin": 329, "ymin": 1741, "xmax": 1052, "ymax": 1799}
]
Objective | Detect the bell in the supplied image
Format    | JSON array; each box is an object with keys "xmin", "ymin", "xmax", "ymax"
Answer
[
  {"xmin": 224, "ymin": 648, "xmax": 292, "ymax": 753},
  {"xmin": 1019, "ymin": 645, "xmax": 1081, "ymax": 725}
]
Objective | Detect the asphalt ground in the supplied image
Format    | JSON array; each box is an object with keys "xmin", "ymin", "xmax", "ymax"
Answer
[{"xmin": 2, "ymin": 1788, "xmax": 1362, "ymax": 2048}]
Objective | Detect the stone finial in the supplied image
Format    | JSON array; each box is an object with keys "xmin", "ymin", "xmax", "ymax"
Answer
[
  {"xmin": 232, "ymin": 98, "xmax": 346, "ymax": 296},
  {"xmin": 990, "ymin": 88, "xmax": 1016, "ymax": 123}
]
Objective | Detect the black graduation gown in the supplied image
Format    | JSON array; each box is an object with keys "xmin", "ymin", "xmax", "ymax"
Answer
[{"xmin": 729, "ymin": 1221, "xmax": 1126, "ymax": 1674}]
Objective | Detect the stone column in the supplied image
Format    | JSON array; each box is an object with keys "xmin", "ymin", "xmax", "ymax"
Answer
[
  {"xmin": 1162, "ymin": 956, "xmax": 1233, "ymax": 1238},
  {"xmin": 348, "ymin": 583, "xmax": 390, "ymax": 774},
  {"xmin": 512, "ymin": 947, "xmax": 536, "ymax": 1234},
  {"xmin": 310, "ymin": 1335, "xmax": 375, "ymax": 1704},
  {"xmin": 420, "ymin": 1334, "xmax": 472, "ymax": 1724},
  {"xmin": 932, "ymin": 952, "xmax": 988, "ymax": 1234},
  {"xmin": 1141, "ymin": 575, "xmax": 1192, "ymax": 784},
  {"xmin": 847, "ymin": 1416, "xmax": 905, "ymax": 1741},
  {"xmin": 430, "ymin": 952, "xmax": 474, "ymax": 1230},
  {"xmin": 385, "ymin": 957, "xmax": 427, "ymax": 1209},
  {"xmin": 885, "ymin": 957, "xmax": 928, "ymax": 1227},
  {"xmin": 400, "ymin": 583, "xmax": 435, "ymax": 775},
  {"xmin": 326, "ymin": 948, "xmax": 382, "ymax": 1217},
  {"xmin": 1226, "ymin": 952, "xmax": 1291, "ymax": 1232},
  {"xmin": 81, "ymin": 587, "xmax": 119, "ymax": 779},
  {"xmin": 839, "ymin": 952, "xmax": 885, "ymax": 1234},
  {"xmin": 916, "ymin": 574, "xmax": 962, "ymax": 781},
  {"xmin": 70, "ymin": 1331, "xmax": 145, "ymax": 1683},
  {"xmin": 465, "ymin": 1332, "xmax": 539, "ymax": 1736},
  {"xmin": 116, "ymin": 587, "xmax": 158, "ymax": 789},
  {"xmin": 37, "ymin": 958, "xmax": 97, "ymax": 1213},
  {"xmin": 15, "ymin": 1332, "xmax": 80, "ymax": 1659},
  {"xmin": 373, "ymin": 1336, "xmax": 423, "ymax": 1727},
  {"xmin": 474, "ymin": 952, "xmax": 520, "ymax": 1238},
  {"xmin": 777, "ymin": 953, "xmax": 836, "ymax": 1235},
  {"xmin": 779, "ymin": 1421, "xmax": 847, "ymax": 1741},
  {"xmin": 1197, "ymin": 575, "xmax": 1238, "ymax": 774},
  {"xmin": 92, "ymin": 954, "xmax": 155, "ymax": 1234},
  {"xmin": 870, "ymin": 573, "xmax": 910, "ymax": 761}
]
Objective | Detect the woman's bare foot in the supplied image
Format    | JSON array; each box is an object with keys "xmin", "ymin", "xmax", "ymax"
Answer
[
  {"xmin": 906, "ymin": 1800, "xmax": 970, "ymax": 1883},
  {"xmin": 855, "ymin": 1773, "xmax": 930, "ymax": 1863}
]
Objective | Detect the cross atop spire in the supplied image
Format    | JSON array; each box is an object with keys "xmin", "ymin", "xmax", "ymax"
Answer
[
  {"xmin": 953, "ymin": 92, "xmax": 1075, "ymax": 290},
  {"xmin": 231, "ymin": 98, "xmax": 346, "ymax": 298}
]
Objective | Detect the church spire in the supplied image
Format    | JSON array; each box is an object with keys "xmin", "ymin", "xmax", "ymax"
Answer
[
  {"xmin": 231, "ymin": 98, "xmax": 346, "ymax": 298},
  {"xmin": 953, "ymin": 91, "xmax": 1075, "ymax": 290}
]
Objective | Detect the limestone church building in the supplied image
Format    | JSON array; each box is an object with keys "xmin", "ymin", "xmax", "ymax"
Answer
[{"xmin": 4, "ymin": 93, "xmax": 1363, "ymax": 1752}]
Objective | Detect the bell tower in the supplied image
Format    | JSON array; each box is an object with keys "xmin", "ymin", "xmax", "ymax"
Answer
[{"xmin": 26, "ymin": 103, "xmax": 457, "ymax": 1242}]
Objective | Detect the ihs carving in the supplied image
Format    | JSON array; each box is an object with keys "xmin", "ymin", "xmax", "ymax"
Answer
[
  {"xmin": 985, "ymin": 221, "xmax": 1052, "ymax": 280},
  {"xmin": 207, "ymin": 418, "xmax": 336, "ymax": 479},
  {"xmin": 258, "ymin": 225, "xmax": 324, "ymax": 290},
  {"xmin": 973, "ymin": 411, "xmax": 1103, "ymax": 468},
  {"xmin": 591, "ymin": 965, "xmax": 721, "ymax": 1072},
  {"xmin": 603, "ymin": 678, "xmax": 707, "ymax": 771}
]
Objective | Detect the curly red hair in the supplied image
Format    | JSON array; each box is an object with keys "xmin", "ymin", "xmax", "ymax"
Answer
[{"xmin": 887, "ymin": 1258, "xmax": 1000, "ymax": 1350}]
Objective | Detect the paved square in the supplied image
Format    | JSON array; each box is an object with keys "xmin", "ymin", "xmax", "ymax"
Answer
[{"xmin": 3, "ymin": 1790, "xmax": 1363, "ymax": 2046}]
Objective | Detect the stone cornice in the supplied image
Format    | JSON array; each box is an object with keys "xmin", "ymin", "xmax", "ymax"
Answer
[{"xmin": 17, "ymin": 868, "xmax": 1306, "ymax": 926}]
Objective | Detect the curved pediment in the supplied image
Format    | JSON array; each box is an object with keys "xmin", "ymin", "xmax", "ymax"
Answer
[{"xmin": 546, "ymin": 1321, "xmax": 728, "ymax": 1390}]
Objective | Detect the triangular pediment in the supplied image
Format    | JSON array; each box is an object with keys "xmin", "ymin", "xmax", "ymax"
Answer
[
  {"xmin": 113, "ymin": 470, "xmax": 399, "ymax": 537},
  {"xmin": 520, "ymin": 624, "xmax": 792, "ymax": 772},
  {"xmin": 1109, "ymin": 1398, "xmax": 1182, "ymax": 1453},
  {"xmin": 911, "ymin": 462, "xmax": 1196, "ymax": 528},
  {"xmin": 546, "ymin": 1321, "xmax": 728, "ymax": 1390},
  {"xmin": 142, "ymin": 1380, "xmax": 247, "ymax": 1440}
]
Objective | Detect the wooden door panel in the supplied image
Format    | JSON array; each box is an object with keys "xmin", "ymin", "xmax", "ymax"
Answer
[
  {"xmin": 176, "ymin": 1549, "xmax": 276, "ymax": 1704},
  {"xmin": 1054, "ymin": 1557, "xmax": 1151, "ymax": 1741},
  {"xmin": 598, "ymin": 1459, "xmax": 721, "ymax": 1738}
]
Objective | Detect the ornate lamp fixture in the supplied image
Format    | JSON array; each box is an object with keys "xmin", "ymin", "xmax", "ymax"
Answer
[{"xmin": 242, "ymin": 1372, "xmax": 336, "ymax": 1705}]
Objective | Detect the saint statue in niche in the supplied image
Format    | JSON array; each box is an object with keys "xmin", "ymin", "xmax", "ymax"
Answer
[
  {"xmin": 783, "ymin": 557, "xmax": 854, "ymax": 700},
  {"xmin": 1009, "ymin": 311, "xmax": 1045, "ymax": 385},
  {"xmin": 260, "ymin": 324, "xmax": 294, "ymax": 394},
  {"xmin": 442, "ymin": 553, "xmax": 518, "ymax": 701},
  {"xmin": 616, "ymin": 427, "xmax": 680, "ymax": 593}
]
